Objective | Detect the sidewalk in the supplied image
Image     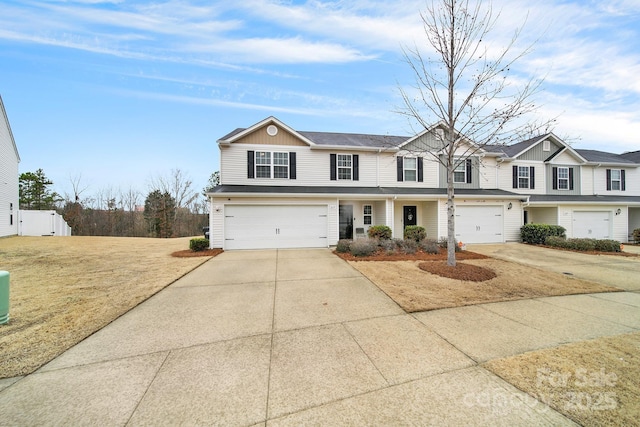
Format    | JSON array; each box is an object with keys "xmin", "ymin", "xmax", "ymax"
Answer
[{"xmin": 0, "ymin": 248, "xmax": 637, "ymax": 425}]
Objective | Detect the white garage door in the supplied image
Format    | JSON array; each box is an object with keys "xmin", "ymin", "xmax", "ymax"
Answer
[
  {"xmin": 573, "ymin": 211, "xmax": 610, "ymax": 239},
  {"xmin": 224, "ymin": 205, "xmax": 328, "ymax": 250},
  {"xmin": 455, "ymin": 205, "xmax": 504, "ymax": 244}
]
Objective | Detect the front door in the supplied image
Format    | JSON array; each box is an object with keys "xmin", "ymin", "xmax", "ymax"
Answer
[
  {"xmin": 339, "ymin": 205, "xmax": 353, "ymax": 239},
  {"xmin": 404, "ymin": 206, "xmax": 417, "ymax": 228}
]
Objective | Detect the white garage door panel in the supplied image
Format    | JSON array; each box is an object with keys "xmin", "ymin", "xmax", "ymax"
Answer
[
  {"xmin": 225, "ymin": 205, "xmax": 328, "ymax": 250},
  {"xmin": 573, "ymin": 211, "xmax": 610, "ymax": 239},
  {"xmin": 455, "ymin": 206, "xmax": 504, "ymax": 244}
]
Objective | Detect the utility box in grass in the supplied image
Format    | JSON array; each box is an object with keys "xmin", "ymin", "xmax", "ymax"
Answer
[{"xmin": 0, "ymin": 271, "xmax": 9, "ymax": 324}]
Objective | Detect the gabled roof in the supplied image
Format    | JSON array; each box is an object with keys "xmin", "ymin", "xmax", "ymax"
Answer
[
  {"xmin": 218, "ymin": 116, "xmax": 407, "ymax": 151},
  {"xmin": 397, "ymin": 121, "xmax": 492, "ymax": 154},
  {"xmin": 576, "ymin": 149, "xmax": 637, "ymax": 166},
  {"xmin": 489, "ymin": 135, "xmax": 542, "ymax": 158},
  {"xmin": 0, "ymin": 95, "xmax": 20, "ymax": 162},
  {"xmin": 620, "ymin": 150, "xmax": 640, "ymax": 163}
]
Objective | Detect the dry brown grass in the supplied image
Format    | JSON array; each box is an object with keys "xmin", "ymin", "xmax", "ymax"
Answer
[
  {"xmin": 349, "ymin": 258, "xmax": 620, "ymax": 312},
  {"xmin": 484, "ymin": 332, "xmax": 640, "ymax": 426},
  {"xmin": 0, "ymin": 236, "xmax": 215, "ymax": 378}
]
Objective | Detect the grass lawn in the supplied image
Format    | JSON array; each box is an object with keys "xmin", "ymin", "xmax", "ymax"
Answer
[{"xmin": 0, "ymin": 236, "xmax": 214, "ymax": 378}]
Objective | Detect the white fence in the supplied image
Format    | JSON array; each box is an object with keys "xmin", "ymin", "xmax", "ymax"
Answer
[{"xmin": 18, "ymin": 210, "xmax": 72, "ymax": 236}]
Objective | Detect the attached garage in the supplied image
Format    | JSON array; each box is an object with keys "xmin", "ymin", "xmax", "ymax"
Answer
[
  {"xmin": 573, "ymin": 211, "xmax": 610, "ymax": 239},
  {"xmin": 455, "ymin": 205, "xmax": 504, "ymax": 244},
  {"xmin": 224, "ymin": 205, "xmax": 328, "ymax": 250}
]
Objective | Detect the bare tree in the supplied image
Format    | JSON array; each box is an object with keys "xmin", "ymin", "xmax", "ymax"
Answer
[
  {"xmin": 397, "ymin": 0, "xmax": 549, "ymax": 266},
  {"xmin": 149, "ymin": 169, "xmax": 200, "ymax": 236}
]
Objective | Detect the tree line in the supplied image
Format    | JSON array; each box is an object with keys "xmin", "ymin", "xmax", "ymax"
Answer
[{"xmin": 19, "ymin": 168, "xmax": 219, "ymax": 238}]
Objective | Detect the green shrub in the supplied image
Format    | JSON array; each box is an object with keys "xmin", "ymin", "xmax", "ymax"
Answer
[
  {"xmin": 545, "ymin": 236, "xmax": 569, "ymax": 249},
  {"xmin": 633, "ymin": 228, "xmax": 640, "ymax": 243},
  {"xmin": 367, "ymin": 225, "xmax": 392, "ymax": 240},
  {"xmin": 336, "ymin": 239, "xmax": 352, "ymax": 253},
  {"xmin": 570, "ymin": 238, "xmax": 597, "ymax": 251},
  {"xmin": 404, "ymin": 225, "xmax": 426, "ymax": 242},
  {"xmin": 521, "ymin": 224, "xmax": 566, "ymax": 244},
  {"xmin": 349, "ymin": 239, "xmax": 378, "ymax": 257},
  {"xmin": 419, "ymin": 239, "xmax": 440, "ymax": 254},
  {"xmin": 594, "ymin": 239, "xmax": 621, "ymax": 252},
  {"xmin": 189, "ymin": 238, "xmax": 209, "ymax": 252}
]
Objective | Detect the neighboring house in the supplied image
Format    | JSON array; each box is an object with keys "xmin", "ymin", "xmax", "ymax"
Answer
[
  {"xmin": 207, "ymin": 116, "xmax": 640, "ymax": 250},
  {"xmin": 0, "ymin": 95, "xmax": 20, "ymax": 238}
]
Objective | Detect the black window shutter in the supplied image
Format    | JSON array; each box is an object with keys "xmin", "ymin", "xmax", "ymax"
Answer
[
  {"xmin": 621, "ymin": 170, "xmax": 626, "ymax": 191},
  {"xmin": 352, "ymin": 155, "xmax": 359, "ymax": 181},
  {"xmin": 512, "ymin": 166, "xmax": 518, "ymax": 189},
  {"xmin": 247, "ymin": 150, "xmax": 255, "ymax": 179},
  {"xmin": 417, "ymin": 157, "xmax": 423, "ymax": 182},
  {"xmin": 569, "ymin": 167, "xmax": 574, "ymax": 190},
  {"xmin": 606, "ymin": 169, "xmax": 611, "ymax": 191},
  {"xmin": 397, "ymin": 157, "xmax": 404, "ymax": 182},
  {"xmin": 530, "ymin": 166, "xmax": 535, "ymax": 189},
  {"xmin": 330, "ymin": 154, "xmax": 337, "ymax": 180},
  {"xmin": 552, "ymin": 167, "xmax": 558, "ymax": 190},
  {"xmin": 289, "ymin": 152, "xmax": 296, "ymax": 180},
  {"xmin": 466, "ymin": 158, "xmax": 472, "ymax": 184}
]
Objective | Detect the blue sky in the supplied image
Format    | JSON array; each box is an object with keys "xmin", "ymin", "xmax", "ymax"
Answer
[{"xmin": 1, "ymin": 0, "xmax": 639, "ymax": 201}]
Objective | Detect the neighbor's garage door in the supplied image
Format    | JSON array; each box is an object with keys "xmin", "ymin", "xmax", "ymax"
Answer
[
  {"xmin": 224, "ymin": 205, "xmax": 328, "ymax": 250},
  {"xmin": 573, "ymin": 211, "xmax": 610, "ymax": 239},
  {"xmin": 455, "ymin": 205, "xmax": 504, "ymax": 244}
]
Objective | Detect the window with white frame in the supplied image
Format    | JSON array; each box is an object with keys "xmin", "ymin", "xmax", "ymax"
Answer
[
  {"xmin": 404, "ymin": 158, "xmax": 417, "ymax": 181},
  {"xmin": 610, "ymin": 169, "xmax": 621, "ymax": 191},
  {"xmin": 453, "ymin": 160, "xmax": 466, "ymax": 183},
  {"xmin": 337, "ymin": 154, "xmax": 352, "ymax": 180},
  {"xmin": 255, "ymin": 151, "xmax": 289, "ymax": 179},
  {"xmin": 518, "ymin": 166, "xmax": 530, "ymax": 189},
  {"xmin": 557, "ymin": 167, "xmax": 569, "ymax": 190},
  {"xmin": 363, "ymin": 205, "xmax": 372, "ymax": 225}
]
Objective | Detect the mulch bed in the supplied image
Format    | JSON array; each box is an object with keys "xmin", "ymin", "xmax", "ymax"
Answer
[
  {"xmin": 171, "ymin": 249, "xmax": 223, "ymax": 258},
  {"xmin": 418, "ymin": 261, "xmax": 497, "ymax": 282},
  {"xmin": 334, "ymin": 248, "xmax": 488, "ymax": 262}
]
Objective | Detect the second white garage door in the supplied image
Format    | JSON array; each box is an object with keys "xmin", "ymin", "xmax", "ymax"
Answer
[
  {"xmin": 455, "ymin": 205, "xmax": 504, "ymax": 244},
  {"xmin": 573, "ymin": 211, "xmax": 610, "ymax": 239},
  {"xmin": 224, "ymin": 205, "xmax": 328, "ymax": 250}
]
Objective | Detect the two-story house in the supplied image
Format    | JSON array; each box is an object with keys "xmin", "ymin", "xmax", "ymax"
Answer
[
  {"xmin": 207, "ymin": 116, "xmax": 640, "ymax": 250},
  {"xmin": 0, "ymin": 95, "xmax": 20, "ymax": 238}
]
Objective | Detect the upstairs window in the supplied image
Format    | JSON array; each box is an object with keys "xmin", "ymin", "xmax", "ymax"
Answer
[
  {"xmin": 337, "ymin": 154, "xmax": 352, "ymax": 180},
  {"xmin": 404, "ymin": 158, "xmax": 417, "ymax": 181},
  {"xmin": 607, "ymin": 169, "xmax": 625, "ymax": 191},
  {"xmin": 330, "ymin": 154, "xmax": 359, "ymax": 181},
  {"xmin": 247, "ymin": 150, "xmax": 296, "ymax": 179},
  {"xmin": 557, "ymin": 167, "xmax": 569, "ymax": 190},
  {"xmin": 453, "ymin": 161, "xmax": 467, "ymax": 183},
  {"xmin": 513, "ymin": 166, "xmax": 535, "ymax": 189}
]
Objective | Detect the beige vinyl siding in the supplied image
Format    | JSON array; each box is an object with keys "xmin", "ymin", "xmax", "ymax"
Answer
[
  {"xmin": 582, "ymin": 165, "xmax": 595, "ymax": 195},
  {"xmin": 503, "ymin": 202, "xmax": 523, "ymax": 241},
  {"xmin": 528, "ymin": 207, "xmax": 558, "ymax": 225},
  {"xmin": 553, "ymin": 151, "xmax": 581, "ymax": 165},
  {"xmin": 497, "ymin": 161, "xmax": 546, "ymax": 194},
  {"xmin": 423, "ymin": 201, "xmax": 439, "ymax": 239},
  {"xmin": 233, "ymin": 124, "xmax": 308, "ymax": 146},
  {"xmin": 478, "ymin": 157, "xmax": 496, "ymax": 189},
  {"xmin": 592, "ymin": 166, "xmax": 640, "ymax": 196}
]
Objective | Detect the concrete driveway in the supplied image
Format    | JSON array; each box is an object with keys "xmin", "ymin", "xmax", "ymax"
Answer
[
  {"xmin": 467, "ymin": 243, "xmax": 640, "ymax": 291},
  {"xmin": 1, "ymin": 248, "xmax": 638, "ymax": 425}
]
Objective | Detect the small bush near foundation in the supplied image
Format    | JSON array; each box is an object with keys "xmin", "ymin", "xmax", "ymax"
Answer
[
  {"xmin": 420, "ymin": 239, "xmax": 440, "ymax": 254},
  {"xmin": 189, "ymin": 238, "xmax": 210, "ymax": 252},
  {"xmin": 398, "ymin": 239, "xmax": 418, "ymax": 254},
  {"xmin": 350, "ymin": 239, "xmax": 378, "ymax": 257},
  {"xmin": 521, "ymin": 224, "xmax": 566, "ymax": 245},
  {"xmin": 633, "ymin": 228, "xmax": 640, "ymax": 243},
  {"xmin": 336, "ymin": 239, "xmax": 352, "ymax": 253},
  {"xmin": 594, "ymin": 239, "xmax": 622, "ymax": 252},
  {"xmin": 367, "ymin": 225, "xmax": 392, "ymax": 240},
  {"xmin": 404, "ymin": 225, "xmax": 426, "ymax": 242},
  {"xmin": 545, "ymin": 236, "xmax": 621, "ymax": 252},
  {"xmin": 379, "ymin": 239, "xmax": 398, "ymax": 254}
]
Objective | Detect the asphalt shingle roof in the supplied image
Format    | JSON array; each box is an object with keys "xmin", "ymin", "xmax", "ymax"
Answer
[{"xmin": 576, "ymin": 149, "xmax": 637, "ymax": 164}]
